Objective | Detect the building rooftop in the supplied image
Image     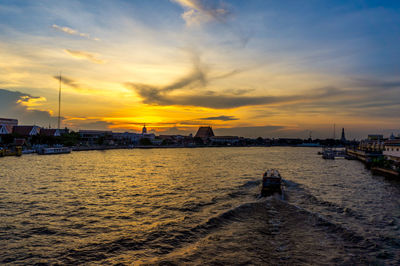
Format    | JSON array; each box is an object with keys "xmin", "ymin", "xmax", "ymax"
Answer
[
  {"xmin": 12, "ymin": 125, "xmax": 40, "ymax": 136},
  {"xmin": 0, "ymin": 124, "xmax": 13, "ymax": 134},
  {"xmin": 0, "ymin": 118, "xmax": 18, "ymax": 126},
  {"xmin": 195, "ymin": 126, "xmax": 214, "ymax": 139},
  {"xmin": 40, "ymin": 129, "xmax": 59, "ymax": 137}
]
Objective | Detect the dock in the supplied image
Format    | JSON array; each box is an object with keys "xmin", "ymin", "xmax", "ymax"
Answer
[
  {"xmin": 346, "ymin": 149, "xmax": 383, "ymax": 165},
  {"xmin": 371, "ymin": 167, "xmax": 400, "ymax": 178}
]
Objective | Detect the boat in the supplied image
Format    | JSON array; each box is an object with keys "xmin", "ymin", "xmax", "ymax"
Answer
[
  {"xmin": 322, "ymin": 147, "xmax": 335, "ymax": 159},
  {"xmin": 321, "ymin": 146, "xmax": 346, "ymax": 159},
  {"xmin": 261, "ymin": 169, "xmax": 283, "ymax": 196},
  {"xmin": 38, "ymin": 147, "xmax": 71, "ymax": 155},
  {"xmin": 297, "ymin": 143, "xmax": 321, "ymax": 147},
  {"xmin": 0, "ymin": 146, "xmax": 22, "ymax": 157},
  {"xmin": 22, "ymin": 149, "xmax": 35, "ymax": 154}
]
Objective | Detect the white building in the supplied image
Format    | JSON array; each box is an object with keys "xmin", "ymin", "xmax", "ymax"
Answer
[
  {"xmin": 79, "ymin": 130, "xmax": 112, "ymax": 145},
  {"xmin": 384, "ymin": 139, "xmax": 400, "ymax": 162},
  {"xmin": 113, "ymin": 132, "xmax": 142, "ymax": 145}
]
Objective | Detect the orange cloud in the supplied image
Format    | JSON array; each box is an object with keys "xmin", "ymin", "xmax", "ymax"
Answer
[{"xmin": 64, "ymin": 49, "xmax": 105, "ymax": 64}]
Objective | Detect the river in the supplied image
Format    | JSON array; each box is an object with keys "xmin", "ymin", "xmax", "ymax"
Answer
[{"xmin": 1, "ymin": 147, "xmax": 399, "ymax": 264}]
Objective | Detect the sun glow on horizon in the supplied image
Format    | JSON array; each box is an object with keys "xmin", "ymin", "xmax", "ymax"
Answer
[{"xmin": 0, "ymin": 1, "xmax": 399, "ymax": 138}]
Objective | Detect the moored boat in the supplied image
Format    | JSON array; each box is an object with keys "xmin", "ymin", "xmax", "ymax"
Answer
[
  {"xmin": 38, "ymin": 147, "xmax": 71, "ymax": 155},
  {"xmin": 0, "ymin": 146, "xmax": 22, "ymax": 157},
  {"xmin": 261, "ymin": 169, "xmax": 282, "ymax": 196},
  {"xmin": 22, "ymin": 149, "xmax": 35, "ymax": 154}
]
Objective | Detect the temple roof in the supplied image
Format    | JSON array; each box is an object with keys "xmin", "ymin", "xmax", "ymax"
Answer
[{"xmin": 194, "ymin": 126, "xmax": 214, "ymax": 139}]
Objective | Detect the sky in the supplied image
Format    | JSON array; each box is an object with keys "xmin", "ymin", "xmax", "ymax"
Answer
[{"xmin": 0, "ymin": 0, "xmax": 399, "ymax": 139}]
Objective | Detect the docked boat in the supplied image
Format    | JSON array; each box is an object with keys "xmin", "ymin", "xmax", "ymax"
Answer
[
  {"xmin": 322, "ymin": 148, "xmax": 335, "ymax": 159},
  {"xmin": 0, "ymin": 146, "xmax": 22, "ymax": 157},
  {"xmin": 261, "ymin": 169, "xmax": 283, "ymax": 196},
  {"xmin": 38, "ymin": 147, "xmax": 71, "ymax": 155},
  {"xmin": 321, "ymin": 146, "xmax": 346, "ymax": 160},
  {"xmin": 22, "ymin": 149, "xmax": 35, "ymax": 154}
]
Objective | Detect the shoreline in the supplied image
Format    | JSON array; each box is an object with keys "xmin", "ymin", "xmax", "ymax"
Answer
[{"xmin": 71, "ymin": 145, "xmax": 322, "ymax": 151}]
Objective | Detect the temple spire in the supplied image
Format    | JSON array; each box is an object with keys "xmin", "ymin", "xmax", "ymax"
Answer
[{"xmin": 341, "ymin": 128, "xmax": 346, "ymax": 142}]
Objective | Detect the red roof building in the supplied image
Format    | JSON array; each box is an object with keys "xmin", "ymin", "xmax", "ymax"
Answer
[
  {"xmin": 40, "ymin": 128, "xmax": 61, "ymax": 137},
  {"xmin": 0, "ymin": 124, "xmax": 13, "ymax": 135},
  {"xmin": 0, "ymin": 118, "xmax": 18, "ymax": 127},
  {"xmin": 12, "ymin": 126, "xmax": 41, "ymax": 136},
  {"xmin": 0, "ymin": 118, "xmax": 18, "ymax": 135}
]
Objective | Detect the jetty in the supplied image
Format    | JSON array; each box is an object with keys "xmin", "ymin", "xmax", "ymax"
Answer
[{"xmin": 346, "ymin": 149, "xmax": 383, "ymax": 164}]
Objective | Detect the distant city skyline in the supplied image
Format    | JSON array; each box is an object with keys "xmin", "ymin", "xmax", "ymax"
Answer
[{"xmin": 1, "ymin": 0, "xmax": 399, "ymax": 139}]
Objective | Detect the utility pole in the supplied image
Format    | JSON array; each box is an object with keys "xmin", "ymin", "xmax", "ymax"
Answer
[{"xmin": 58, "ymin": 72, "xmax": 61, "ymax": 130}]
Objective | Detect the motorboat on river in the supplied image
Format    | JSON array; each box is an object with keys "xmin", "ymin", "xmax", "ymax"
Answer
[{"xmin": 261, "ymin": 169, "xmax": 283, "ymax": 196}]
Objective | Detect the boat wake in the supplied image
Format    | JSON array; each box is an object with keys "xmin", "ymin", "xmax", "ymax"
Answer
[{"xmin": 49, "ymin": 178, "xmax": 398, "ymax": 265}]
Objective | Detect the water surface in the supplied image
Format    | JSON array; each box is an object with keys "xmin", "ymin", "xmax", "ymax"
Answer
[{"xmin": 1, "ymin": 147, "xmax": 399, "ymax": 264}]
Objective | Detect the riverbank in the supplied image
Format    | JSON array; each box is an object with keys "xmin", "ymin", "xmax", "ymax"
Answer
[{"xmin": 345, "ymin": 148, "xmax": 399, "ymax": 179}]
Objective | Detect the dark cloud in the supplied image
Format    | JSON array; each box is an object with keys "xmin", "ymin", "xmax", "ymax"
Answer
[
  {"xmin": 129, "ymin": 62, "xmax": 400, "ymax": 115},
  {"xmin": 200, "ymin": 115, "xmax": 238, "ymax": 121},
  {"xmin": 214, "ymin": 125, "xmax": 286, "ymax": 138},
  {"xmin": 65, "ymin": 119, "xmax": 114, "ymax": 130},
  {"xmin": 0, "ymin": 88, "xmax": 58, "ymax": 126},
  {"xmin": 126, "ymin": 54, "xmax": 301, "ymax": 109},
  {"xmin": 210, "ymin": 69, "xmax": 242, "ymax": 80},
  {"xmin": 157, "ymin": 126, "xmax": 192, "ymax": 135},
  {"xmin": 223, "ymin": 88, "xmax": 254, "ymax": 95},
  {"xmin": 127, "ymin": 87, "xmax": 299, "ymax": 109},
  {"xmin": 53, "ymin": 75, "xmax": 79, "ymax": 88},
  {"xmin": 179, "ymin": 120, "xmax": 212, "ymax": 125},
  {"xmin": 126, "ymin": 54, "xmax": 257, "ymax": 109},
  {"xmin": 52, "ymin": 75, "xmax": 94, "ymax": 93},
  {"xmin": 352, "ymin": 78, "xmax": 400, "ymax": 90},
  {"xmin": 253, "ymin": 82, "xmax": 400, "ymax": 120},
  {"xmin": 159, "ymin": 94, "xmax": 297, "ymax": 109},
  {"xmin": 127, "ymin": 52, "xmax": 208, "ymax": 103},
  {"xmin": 127, "ymin": 80, "xmax": 339, "ymax": 109}
]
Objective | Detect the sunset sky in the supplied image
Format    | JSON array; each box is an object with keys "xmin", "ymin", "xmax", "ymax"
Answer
[{"xmin": 1, "ymin": 0, "xmax": 399, "ymax": 138}]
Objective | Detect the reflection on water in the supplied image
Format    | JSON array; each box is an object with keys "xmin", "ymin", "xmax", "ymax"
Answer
[{"xmin": 0, "ymin": 147, "xmax": 399, "ymax": 264}]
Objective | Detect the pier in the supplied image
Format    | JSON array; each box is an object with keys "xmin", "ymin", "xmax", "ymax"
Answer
[{"xmin": 346, "ymin": 149, "xmax": 383, "ymax": 164}]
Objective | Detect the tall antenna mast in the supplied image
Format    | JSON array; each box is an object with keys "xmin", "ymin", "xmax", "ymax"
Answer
[
  {"xmin": 58, "ymin": 72, "xmax": 61, "ymax": 129},
  {"xmin": 333, "ymin": 123, "xmax": 336, "ymax": 139}
]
